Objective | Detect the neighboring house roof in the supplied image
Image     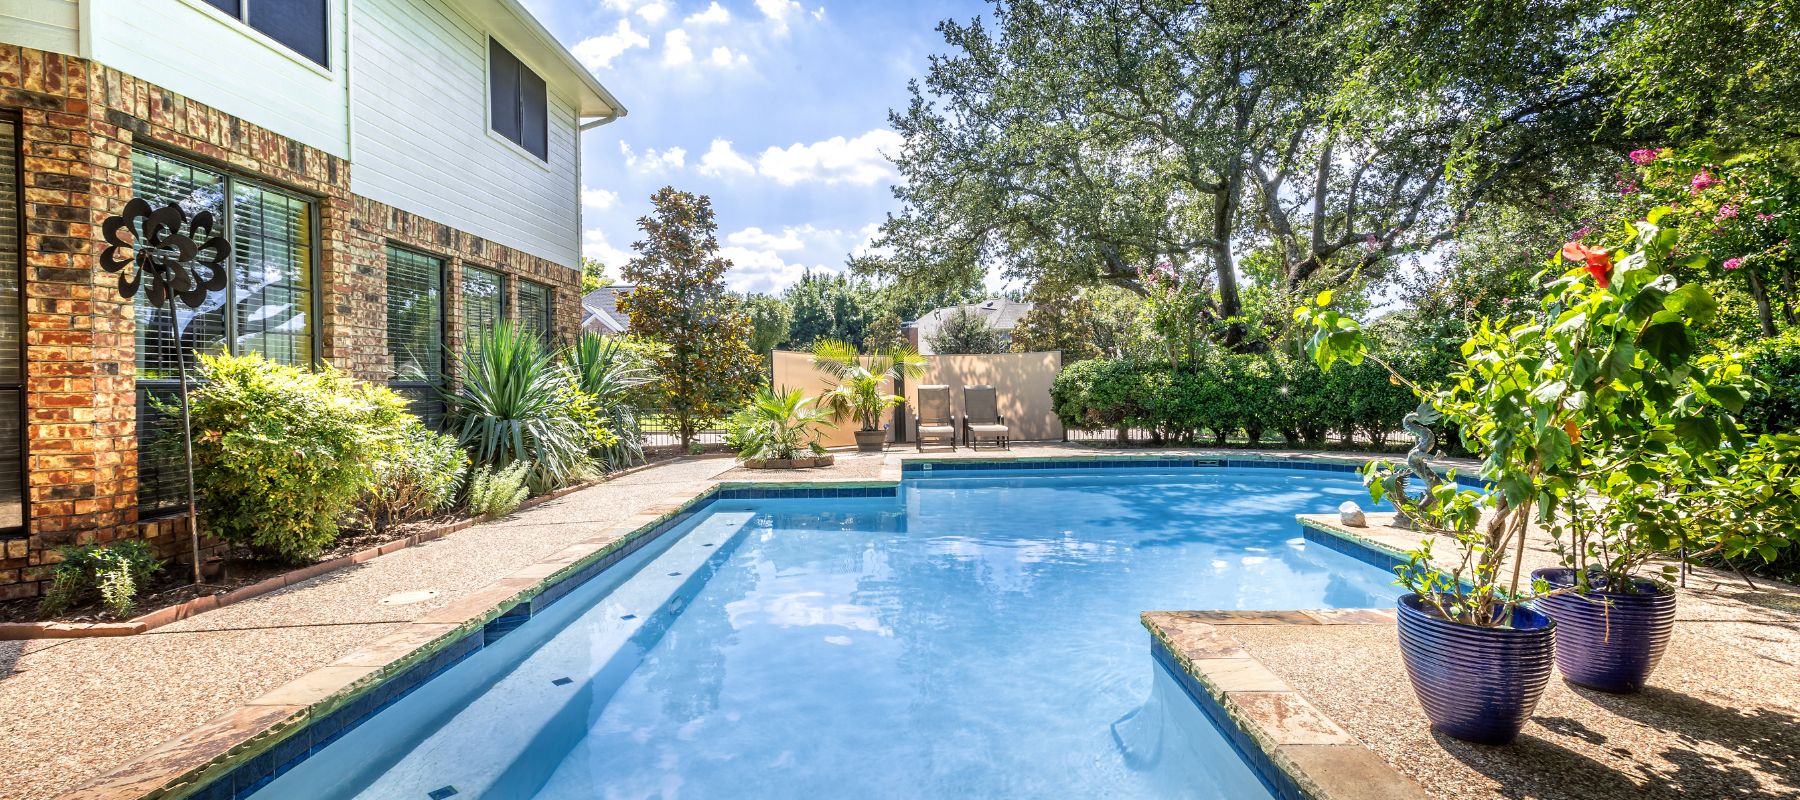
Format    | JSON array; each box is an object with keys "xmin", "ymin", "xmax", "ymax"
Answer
[
  {"xmin": 581, "ymin": 284, "xmax": 635, "ymax": 335},
  {"xmin": 909, "ymin": 298, "xmax": 1035, "ymax": 354},
  {"xmin": 459, "ymin": 0, "xmax": 628, "ymax": 121}
]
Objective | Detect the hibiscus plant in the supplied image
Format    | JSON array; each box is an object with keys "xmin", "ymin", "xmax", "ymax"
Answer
[{"xmin": 1299, "ymin": 205, "xmax": 1768, "ymax": 624}]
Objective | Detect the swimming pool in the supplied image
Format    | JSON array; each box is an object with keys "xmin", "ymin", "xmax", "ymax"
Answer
[{"xmin": 250, "ymin": 465, "xmax": 1396, "ymax": 799}]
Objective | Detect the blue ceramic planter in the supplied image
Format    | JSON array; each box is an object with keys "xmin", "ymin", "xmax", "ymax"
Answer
[
  {"xmin": 1531, "ymin": 568, "xmax": 1676, "ymax": 693},
  {"xmin": 1396, "ymin": 593, "xmax": 1556, "ymax": 745}
]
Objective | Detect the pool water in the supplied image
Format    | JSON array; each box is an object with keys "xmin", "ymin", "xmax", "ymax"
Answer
[{"xmin": 254, "ymin": 467, "xmax": 1396, "ymax": 799}]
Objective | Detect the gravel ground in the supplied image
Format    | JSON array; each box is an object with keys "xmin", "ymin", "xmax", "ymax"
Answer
[
  {"xmin": 1231, "ymin": 618, "xmax": 1800, "ymax": 800},
  {"xmin": 0, "ymin": 456, "xmax": 736, "ymax": 800}
]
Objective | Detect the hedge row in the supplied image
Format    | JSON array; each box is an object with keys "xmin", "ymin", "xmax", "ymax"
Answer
[
  {"xmin": 1050, "ymin": 353, "xmax": 1434, "ymax": 447},
  {"xmin": 1743, "ymin": 330, "xmax": 1800, "ymax": 436}
]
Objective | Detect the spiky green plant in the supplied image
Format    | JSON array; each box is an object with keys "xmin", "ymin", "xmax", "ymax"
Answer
[
  {"xmin": 726, "ymin": 386, "xmax": 829, "ymax": 461},
  {"xmin": 447, "ymin": 323, "xmax": 590, "ymax": 494},
  {"xmin": 810, "ymin": 339, "xmax": 926, "ymax": 431},
  {"xmin": 560, "ymin": 333, "xmax": 654, "ymax": 469}
]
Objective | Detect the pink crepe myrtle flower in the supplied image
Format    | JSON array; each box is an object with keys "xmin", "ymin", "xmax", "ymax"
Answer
[
  {"xmin": 1715, "ymin": 204, "xmax": 1739, "ymax": 221},
  {"xmin": 1690, "ymin": 170, "xmax": 1721, "ymax": 195},
  {"xmin": 1365, "ymin": 233, "xmax": 1381, "ymax": 250},
  {"xmin": 1628, "ymin": 149, "xmax": 1660, "ymax": 166},
  {"xmin": 1723, "ymin": 256, "xmax": 1745, "ymax": 270},
  {"xmin": 1617, "ymin": 178, "xmax": 1639, "ymax": 195},
  {"xmin": 1571, "ymin": 226, "xmax": 1593, "ymax": 240},
  {"xmin": 1756, "ymin": 212, "xmax": 1776, "ymax": 223}
]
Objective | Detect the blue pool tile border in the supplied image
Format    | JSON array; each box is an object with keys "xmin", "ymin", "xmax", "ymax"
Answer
[
  {"xmin": 901, "ymin": 456, "xmax": 1489, "ymax": 488},
  {"xmin": 1151, "ymin": 639, "xmax": 1303, "ymax": 800},
  {"xmin": 713, "ymin": 485, "xmax": 897, "ymax": 500},
  {"xmin": 1299, "ymin": 525, "xmax": 1408, "ymax": 574}
]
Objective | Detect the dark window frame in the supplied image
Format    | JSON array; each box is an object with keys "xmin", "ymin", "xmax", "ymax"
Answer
[
  {"xmin": 384, "ymin": 244, "xmax": 449, "ymax": 427},
  {"xmin": 130, "ymin": 146, "xmax": 324, "ymax": 515},
  {"xmin": 460, "ymin": 264, "xmax": 508, "ymax": 363},
  {"xmin": 203, "ymin": 0, "xmax": 331, "ymax": 69},
  {"xmin": 0, "ymin": 111, "xmax": 28, "ymax": 536},
  {"xmin": 516, "ymin": 278, "xmax": 553, "ymax": 339},
  {"xmin": 487, "ymin": 38, "xmax": 550, "ymax": 161}
]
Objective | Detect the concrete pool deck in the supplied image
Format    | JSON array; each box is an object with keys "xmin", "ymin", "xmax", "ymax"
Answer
[
  {"xmin": 8, "ymin": 444, "xmax": 1792, "ymax": 799},
  {"xmin": 1148, "ymin": 513, "xmax": 1800, "ymax": 800}
]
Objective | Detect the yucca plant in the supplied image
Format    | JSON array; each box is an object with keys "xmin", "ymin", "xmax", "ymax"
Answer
[
  {"xmin": 726, "ymin": 386, "xmax": 829, "ymax": 461},
  {"xmin": 811, "ymin": 339, "xmax": 926, "ymax": 431},
  {"xmin": 561, "ymin": 333, "xmax": 654, "ymax": 469},
  {"xmin": 447, "ymin": 323, "xmax": 589, "ymax": 495}
]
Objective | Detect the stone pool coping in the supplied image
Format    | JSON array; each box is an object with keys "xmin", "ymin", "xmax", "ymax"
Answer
[
  {"xmin": 1143, "ymin": 610, "xmax": 1429, "ymax": 800},
  {"xmin": 59, "ymin": 453, "xmax": 1420, "ymax": 800}
]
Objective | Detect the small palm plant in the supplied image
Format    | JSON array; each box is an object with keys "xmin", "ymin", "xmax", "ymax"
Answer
[
  {"xmin": 447, "ymin": 323, "xmax": 589, "ymax": 495},
  {"xmin": 811, "ymin": 339, "xmax": 925, "ymax": 450},
  {"xmin": 726, "ymin": 386, "xmax": 829, "ymax": 462}
]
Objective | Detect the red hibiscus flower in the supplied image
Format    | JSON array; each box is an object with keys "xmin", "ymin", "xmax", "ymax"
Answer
[{"xmin": 1561, "ymin": 241, "xmax": 1612, "ymax": 289}]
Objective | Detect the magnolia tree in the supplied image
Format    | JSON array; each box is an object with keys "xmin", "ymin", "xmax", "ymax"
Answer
[{"xmin": 619, "ymin": 188, "xmax": 762, "ymax": 448}]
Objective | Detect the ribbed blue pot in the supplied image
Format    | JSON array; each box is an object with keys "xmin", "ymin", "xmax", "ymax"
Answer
[
  {"xmin": 1531, "ymin": 568, "xmax": 1676, "ymax": 693},
  {"xmin": 1396, "ymin": 593, "xmax": 1556, "ymax": 745}
]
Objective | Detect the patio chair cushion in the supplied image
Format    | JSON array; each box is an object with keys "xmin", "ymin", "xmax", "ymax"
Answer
[
  {"xmin": 967, "ymin": 423, "xmax": 1008, "ymax": 435},
  {"xmin": 918, "ymin": 424, "xmax": 956, "ymax": 436}
]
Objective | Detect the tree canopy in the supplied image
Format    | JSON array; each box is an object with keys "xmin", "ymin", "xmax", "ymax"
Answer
[{"xmin": 874, "ymin": 0, "xmax": 1645, "ymax": 349}]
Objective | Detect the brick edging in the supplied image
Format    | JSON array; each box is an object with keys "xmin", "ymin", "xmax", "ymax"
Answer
[{"xmin": 0, "ymin": 459, "xmax": 674, "ymax": 641}]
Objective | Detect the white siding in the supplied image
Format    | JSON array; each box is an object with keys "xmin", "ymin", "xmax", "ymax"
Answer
[
  {"xmin": 86, "ymin": 0, "xmax": 349, "ymax": 158},
  {"xmin": 0, "ymin": 0, "xmax": 79, "ymax": 56},
  {"xmin": 349, "ymin": 0, "xmax": 581, "ymax": 268}
]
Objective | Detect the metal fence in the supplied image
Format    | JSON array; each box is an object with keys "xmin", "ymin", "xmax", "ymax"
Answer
[{"xmin": 631, "ymin": 410, "xmax": 729, "ymax": 452}]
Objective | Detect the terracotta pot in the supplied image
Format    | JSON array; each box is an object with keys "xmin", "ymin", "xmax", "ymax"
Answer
[{"xmin": 854, "ymin": 430, "xmax": 887, "ymax": 452}]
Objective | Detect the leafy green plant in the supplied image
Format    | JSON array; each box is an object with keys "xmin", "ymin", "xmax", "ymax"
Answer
[
  {"xmin": 448, "ymin": 323, "xmax": 590, "ymax": 495},
  {"xmin": 364, "ymin": 420, "xmax": 468, "ymax": 531},
  {"xmin": 811, "ymin": 339, "xmax": 926, "ymax": 431},
  {"xmin": 1299, "ymin": 207, "xmax": 1764, "ymax": 624},
  {"xmin": 727, "ymin": 386, "xmax": 829, "ymax": 461},
  {"xmin": 39, "ymin": 540, "xmax": 161, "ymax": 617},
  {"xmin": 466, "ymin": 462, "xmax": 530, "ymax": 518},
  {"xmin": 561, "ymin": 333, "xmax": 653, "ymax": 469},
  {"xmin": 925, "ymin": 306, "xmax": 1009, "ymax": 354},
  {"xmin": 183, "ymin": 353, "xmax": 408, "ymax": 563}
]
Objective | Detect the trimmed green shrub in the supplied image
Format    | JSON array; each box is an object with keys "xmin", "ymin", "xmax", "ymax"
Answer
[
  {"xmin": 364, "ymin": 420, "xmax": 468, "ymax": 531},
  {"xmin": 1743, "ymin": 330, "xmax": 1800, "ymax": 435},
  {"xmin": 185, "ymin": 353, "xmax": 409, "ymax": 562},
  {"xmin": 39, "ymin": 540, "xmax": 161, "ymax": 617},
  {"xmin": 467, "ymin": 462, "xmax": 530, "ymax": 518}
]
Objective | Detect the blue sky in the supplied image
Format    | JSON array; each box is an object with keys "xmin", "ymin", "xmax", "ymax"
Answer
[{"xmin": 518, "ymin": 0, "xmax": 987, "ymax": 294}]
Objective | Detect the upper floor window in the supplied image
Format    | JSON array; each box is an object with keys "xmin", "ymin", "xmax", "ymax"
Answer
[
  {"xmin": 201, "ymin": 0, "xmax": 330, "ymax": 68},
  {"xmin": 489, "ymin": 39, "xmax": 549, "ymax": 160}
]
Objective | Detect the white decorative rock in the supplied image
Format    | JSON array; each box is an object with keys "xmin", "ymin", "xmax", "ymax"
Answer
[{"xmin": 1338, "ymin": 501, "xmax": 1367, "ymax": 528}]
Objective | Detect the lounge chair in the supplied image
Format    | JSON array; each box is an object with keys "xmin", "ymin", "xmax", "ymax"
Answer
[
  {"xmin": 913, "ymin": 384, "xmax": 958, "ymax": 451},
  {"xmin": 962, "ymin": 385, "xmax": 1009, "ymax": 450}
]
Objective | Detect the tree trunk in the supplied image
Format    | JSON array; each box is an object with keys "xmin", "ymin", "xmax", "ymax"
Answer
[{"xmin": 1748, "ymin": 267, "xmax": 1778, "ymax": 338}]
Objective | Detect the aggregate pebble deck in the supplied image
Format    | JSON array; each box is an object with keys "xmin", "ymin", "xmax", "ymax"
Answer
[{"xmin": 0, "ymin": 456, "xmax": 737, "ymax": 800}]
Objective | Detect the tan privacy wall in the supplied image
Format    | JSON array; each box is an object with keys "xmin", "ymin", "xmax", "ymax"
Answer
[
  {"xmin": 906, "ymin": 352, "xmax": 1065, "ymax": 442},
  {"xmin": 769, "ymin": 350, "xmax": 1065, "ymax": 447}
]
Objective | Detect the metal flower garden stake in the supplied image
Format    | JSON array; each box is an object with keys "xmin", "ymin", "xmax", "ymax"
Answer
[{"xmin": 99, "ymin": 198, "xmax": 232, "ymax": 585}]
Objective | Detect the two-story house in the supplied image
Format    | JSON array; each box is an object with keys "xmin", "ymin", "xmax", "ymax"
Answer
[{"xmin": 0, "ymin": 0, "xmax": 625, "ymax": 599}]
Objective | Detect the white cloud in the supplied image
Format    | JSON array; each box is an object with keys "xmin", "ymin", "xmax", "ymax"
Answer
[
  {"xmin": 570, "ymin": 20, "xmax": 649, "ymax": 70},
  {"xmin": 697, "ymin": 138, "xmax": 756, "ymax": 177},
  {"xmin": 598, "ymin": 0, "xmax": 635, "ymax": 10},
  {"xmin": 581, "ymin": 187, "xmax": 619, "ymax": 209},
  {"xmin": 709, "ymin": 45, "xmax": 749, "ymax": 67},
  {"xmin": 756, "ymin": 129, "xmax": 905, "ymax": 186},
  {"xmin": 635, "ymin": 2, "xmax": 669, "ymax": 23},
  {"xmin": 685, "ymin": 1, "xmax": 730, "ymax": 24},
  {"xmin": 662, "ymin": 29, "xmax": 694, "ymax": 66},
  {"xmin": 619, "ymin": 141, "xmax": 687, "ymax": 172},
  {"xmin": 583, "ymin": 228, "xmax": 633, "ymax": 267},
  {"xmin": 726, "ymin": 226, "xmax": 807, "ymax": 251},
  {"xmin": 755, "ymin": 0, "xmax": 803, "ymax": 31}
]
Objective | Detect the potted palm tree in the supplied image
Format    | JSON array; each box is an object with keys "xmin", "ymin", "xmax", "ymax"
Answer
[{"xmin": 811, "ymin": 340, "xmax": 926, "ymax": 452}]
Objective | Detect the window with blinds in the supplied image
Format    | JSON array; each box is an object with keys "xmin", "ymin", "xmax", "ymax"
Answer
[
  {"xmin": 387, "ymin": 246, "xmax": 445, "ymax": 426},
  {"xmin": 0, "ymin": 119, "xmax": 23, "ymax": 532},
  {"xmin": 516, "ymin": 279, "xmax": 552, "ymax": 339},
  {"xmin": 130, "ymin": 148, "xmax": 317, "ymax": 513},
  {"xmin": 462, "ymin": 266, "xmax": 505, "ymax": 362}
]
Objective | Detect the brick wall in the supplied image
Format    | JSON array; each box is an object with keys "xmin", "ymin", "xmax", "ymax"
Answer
[{"xmin": 0, "ymin": 44, "xmax": 582, "ymax": 599}]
